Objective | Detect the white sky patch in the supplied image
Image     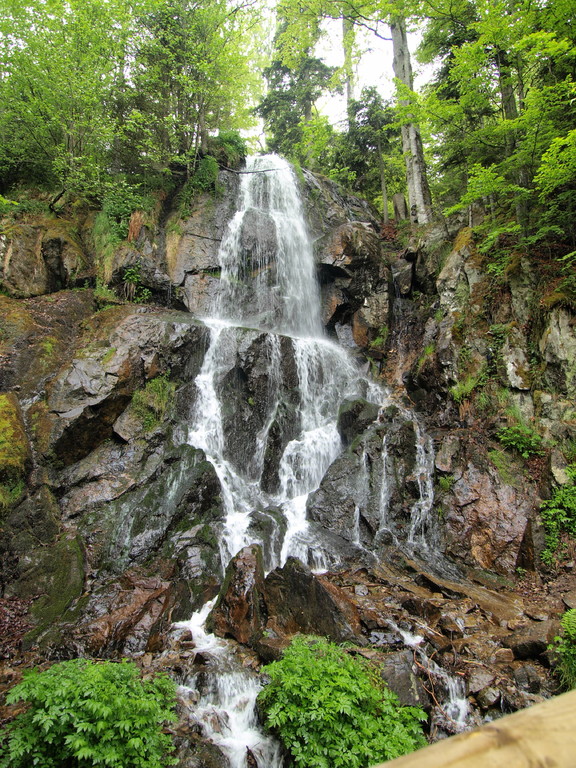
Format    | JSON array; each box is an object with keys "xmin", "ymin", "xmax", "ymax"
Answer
[{"xmin": 316, "ymin": 18, "xmax": 430, "ymax": 129}]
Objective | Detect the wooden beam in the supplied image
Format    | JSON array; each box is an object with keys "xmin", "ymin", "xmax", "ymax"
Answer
[{"xmin": 372, "ymin": 691, "xmax": 576, "ymax": 768}]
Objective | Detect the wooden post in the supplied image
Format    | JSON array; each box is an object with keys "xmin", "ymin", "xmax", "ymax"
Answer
[{"xmin": 371, "ymin": 690, "xmax": 576, "ymax": 768}]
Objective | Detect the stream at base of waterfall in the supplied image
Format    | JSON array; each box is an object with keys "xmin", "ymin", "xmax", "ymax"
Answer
[{"xmin": 171, "ymin": 155, "xmax": 469, "ymax": 767}]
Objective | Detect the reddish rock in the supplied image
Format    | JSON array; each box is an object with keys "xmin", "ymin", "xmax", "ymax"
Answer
[
  {"xmin": 207, "ymin": 545, "xmax": 266, "ymax": 646},
  {"xmin": 262, "ymin": 557, "xmax": 362, "ymax": 643},
  {"xmin": 73, "ymin": 571, "xmax": 174, "ymax": 655},
  {"xmin": 445, "ymin": 461, "xmax": 534, "ymax": 574}
]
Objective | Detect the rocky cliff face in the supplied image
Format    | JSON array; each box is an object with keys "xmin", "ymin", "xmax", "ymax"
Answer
[{"xmin": 1, "ymin": 166, "xmax": 575, "ymax": 755}]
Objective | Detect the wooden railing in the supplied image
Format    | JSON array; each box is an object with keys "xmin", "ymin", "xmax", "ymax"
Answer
[{"xmin": 372, "ymin": 690, "xmax": 576, "ymax": 767}]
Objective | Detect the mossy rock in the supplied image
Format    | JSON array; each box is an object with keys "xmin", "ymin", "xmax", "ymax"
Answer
[
  {"xmin": 0, "ymin": 393, "xmax": 31, "ymax": 508},
  {"xmin": 21, "ymin": 534, "xmax": 85, "ymax": 647}
]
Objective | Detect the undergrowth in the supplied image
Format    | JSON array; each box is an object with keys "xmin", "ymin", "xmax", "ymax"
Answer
[
  {"xmin": 258, "ymin": 635, "xmax": 426, "ymax": 768},
  {"xmin": 0, "ymin": 658, "xmax": 177, "ymax": 768},
  {"xmin": 550, "ymin": 609, "xmax": 576, "ymax": 690},
  {"xmin": 132, "ymin": 373, "xmax": 176, "ymax": 431},
  {"xmin": 540, "ymin": 464, "xmax": 576, "ymax": 566}
]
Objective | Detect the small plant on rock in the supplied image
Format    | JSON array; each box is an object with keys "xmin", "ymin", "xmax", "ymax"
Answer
[
  {"xmin": 258, "ymin": 635, "xmax": 426, "ymax": 768},
  {"xmin": 0, "ymin": 658, "xmax": 177, "ymax": 768},
  {"xmin": 540, "ymin": 465, "xmax": 576, "ymax": 565},
  {"xmin": 132, "ymin": 372, "xmax": 176, "ymax": 431},
  {"xmin": 497, "ymin": 423, "xmax": 543, "ymax": 459}
]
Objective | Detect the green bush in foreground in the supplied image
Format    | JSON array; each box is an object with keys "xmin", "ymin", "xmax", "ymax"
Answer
[
  {"xmin": 0, "ymin": 658, "xmax": 177, "ymax": 768},
  {"xmin": 258, "ymin": 635, "xmax": 426, "ymax": 768},
  {"xmin": 551, "ymin": 609, "xmax": 576, "ymax": 690}
]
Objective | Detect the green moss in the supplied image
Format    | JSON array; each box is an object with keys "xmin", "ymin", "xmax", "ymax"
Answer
[
  {"xmin": 488, "ymin": 448, "xmax": 521, "ymax": 487},
  {"xmin": 416, "ymin": 343, "xmax": 435, "ymax": 373},
  {"xmin": 102, "ymin": 347, "xmax": 117, "ymax": 365},
  {"xmin": 437, "ymin": 475, "xmax": 455, "ymax": 493},
  {"xmin": 132, "ymin": 373, "xmax": 176, "ymax": 431},
  {"xmin": 0, "ymin": 393, "xmax": 30, "ymax": 509},
  {"xmin": 23, "ymin": 535, "xmax": 85, "ymax": 646}
]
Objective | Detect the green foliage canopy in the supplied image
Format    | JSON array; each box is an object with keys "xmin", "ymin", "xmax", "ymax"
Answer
[{"xmin": 0, "ymin": 0, "xmax": 261, "ymax": 197}]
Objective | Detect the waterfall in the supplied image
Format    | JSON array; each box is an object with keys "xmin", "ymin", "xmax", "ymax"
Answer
[
  {"xmin": 175, "ymin": 155, "xmax": 439, "ymax": 767},
  {"xmin": 186, "ymin": 154, "xmax": 370, "ymax": 570}
]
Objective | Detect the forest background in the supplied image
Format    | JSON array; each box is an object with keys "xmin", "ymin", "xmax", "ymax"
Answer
[{"xmin": 1, "ymin": 0, "xmax": 575, "ymax": 296}]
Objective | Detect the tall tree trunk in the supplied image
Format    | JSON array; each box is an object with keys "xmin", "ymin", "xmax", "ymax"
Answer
[
  {"xmin": 390, "ymin": 18, "xmax": 432, "ymax": 224},
  {"xmin": 376, "ymin": 135, "xmax": 389, "ymax": 224},
  {"xmin": 342, "ymin": 16, "xmax": 355, "ymax": 121},
  {"xmin": 495, "ymin": 49, "xmax": 528, "ymax": 229}
]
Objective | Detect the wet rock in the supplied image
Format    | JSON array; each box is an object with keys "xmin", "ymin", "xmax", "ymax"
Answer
[
  {"xmin": 435, "ymin": 436, "xmax": 460, "ymax": 474},
  {"xmin": 217, "ymin": 332, "xmax": 299, "ymax": 485},
  {"xmin": 263, "ymin": 557, "xmax": 362, "ymax": 643},
  {"xmin": 175, "ymin": 738, "xmax": 232, "ymax": 768},
  {"xmin": 467, "ymin": 669, "xmax": 495, "ymax": 694},
  {"xmin": 352, "ymin": 292, "xmax": 390, "ymax": 349},
  {"xmin": 513, "ymin": 664, "xmax": 542, "ymax": 694},
  {"xmin": 390, "ymin": 257, "xmax": 413, "ymax": 296},
  {"xmin": 475, "ymin": 686, "xmax": 500, "ymax": 709},
  {"xmin": 501, "ymin": 620, "xmax": 558, "ymax": 660},
  {"xmin": 165, "ymin": 171, "xmax": 239, "ymax": 288},
  {"xmin": 183, "ymin": 273, "xmax": 221, "ymax": 316},
  {"xmin": 70, "ymin": 570, "xmax": 174, "ymax": 656},
  {"xmin": 379, "ymin": 649, "xmax": 432, "ymax": 710},
  {"xmin": 207, "ymin": 545, "xmax": 266, "ymax": 646}
]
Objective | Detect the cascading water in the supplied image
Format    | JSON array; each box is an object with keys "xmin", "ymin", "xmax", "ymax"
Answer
[
  {"xmin": 186, "ymin": 155, "xmax": 373, "ymax": 571},
  {"xmin": 174, "ymin": 155, "xmax": 440, "ymax": 766}
]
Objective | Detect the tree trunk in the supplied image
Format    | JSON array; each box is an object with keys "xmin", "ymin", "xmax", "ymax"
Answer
[
  {"xmin": 495, "ymin": 49, "xmax": 528, "ymax": 229},
  {"xmin": 390, "ymin": 18, "xmax": 432, "ymax": 224},
  {"xmin": 376, "ymin": 135, "xmax": 389, "ymax": 223},
  {"xmin": 342, "ymin": 16, "xmax": 355, "ymax": 120}
]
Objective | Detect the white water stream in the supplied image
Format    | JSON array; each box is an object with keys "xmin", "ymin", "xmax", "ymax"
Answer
[{"xmin": 174, "ymin": 155, "xmax": 443, "ymax": 766}]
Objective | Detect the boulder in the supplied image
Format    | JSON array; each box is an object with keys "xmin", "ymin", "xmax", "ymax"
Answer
[
  {"xmin": 501, "ymin": 620, "xmax": 558, "ymax": 660},
  {"xmin": 379, "ymin": 649, "xmax": 432, "ymax": 710},
  {"xmin": 262, "ymin": 557, "xmax": 362, "ymax": 643},
  {"xmin": 207, "ymin": 545, "xmax": 266, "ymax": 646},
  {"xmin": 0, "ymin": 223, "xmax": 87, "ymax": 297}
]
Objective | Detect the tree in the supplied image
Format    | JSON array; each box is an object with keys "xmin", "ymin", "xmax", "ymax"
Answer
[
  {"xmin": 276, "ymin": 0, "xmax": 433, "ymax": 222},
  {"xmin": 416, "ymin": 0, "xmax": 576, "ymax": 243},
  {"xmin": 0, "ymin": 0, "xmax": 262, "ymax": 196},
  {"xmin": 256, "ymin": 21, "xmax": 336, "ymax": 158}
]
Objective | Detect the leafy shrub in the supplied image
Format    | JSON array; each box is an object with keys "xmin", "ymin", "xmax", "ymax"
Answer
[
  {"xmin": 132, "ymin": 373, "xmax": 176, "ymax": 431},
  {"xmin": 258, "ymin": 635, "xmax": 426, "ymax": 768},
  {"xmin": 550, "ymin": 609, "xmax": 576, "ymax": 689},
  {"xmin": 0, "ymin": 658, "xmax": 177, "ymax": 768},
  {"xmin": 94, "ymin": 278, "xmax": 118, "ymax": 304},
  {"xmin": 210, "ymin": 130, "xmax": 247, "ymax": 167},
  {"xmin": 122, "ymin": 263, "xmax": 152, "ymax": 303},
  {"xmin": 178, "ymin": 155, "xmax": 221, "ymax": 215},
  {"xmin": 540, "ymin": 465, "xmax": 576, "ymax": 565},
  {"xmin": 102, "ymin": 182, "xmax": 149, "ymax": 242},
  {"xmin": 0, "ymin": 194, "xmax": 18, "ymax": 217},
  {"xmin": 497, "ymin": 423, "xmax": 543, "ymax": 458}
]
